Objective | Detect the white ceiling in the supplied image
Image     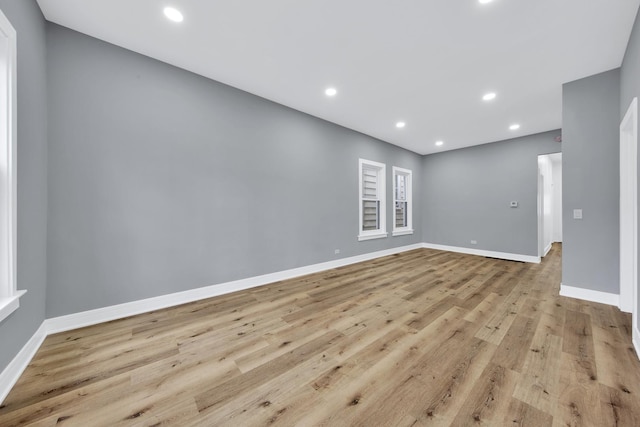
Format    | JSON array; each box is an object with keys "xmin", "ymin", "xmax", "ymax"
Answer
[{"xmin": 36, "ymin": 0, "xmax": 640, "ymax": 155}]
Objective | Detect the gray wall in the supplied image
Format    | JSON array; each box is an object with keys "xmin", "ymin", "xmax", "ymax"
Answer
[
  {"xmin": 45, "ymin": 24, "xmax": 423, "ymax": 317},
  {"xmin": 421, "ymin": 131, "xmax": 561, "ymax": 257},
  {"xmin": 0, "ymin": 1, "xmax": 48, "ymax": 369},
  {"xmin": 562, "ymin": 68, "xmax": 620, "ymax": 294},
  {"xmin": 620, "ymin": 6, "xmax": 640, "ymax": 328}
]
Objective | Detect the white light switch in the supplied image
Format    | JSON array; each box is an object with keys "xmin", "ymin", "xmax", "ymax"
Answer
[
  {"xmin": 510, "ymin": 201, "xmax": 518, "ymax": 208},
  {"xmin": 573, "ymin": 209, "xmax": 583, "ymax": 219}
]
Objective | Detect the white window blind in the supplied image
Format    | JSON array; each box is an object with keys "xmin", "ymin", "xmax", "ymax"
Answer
[
  {"xmin": 392, "ymin": 167, "xmax": 413, "ymax": 236},
  {"xmin": 395, "ymin": 174, "xmax": 407, "ymax": 228},
  {"xmin": 358, "ymin": 159, "xmax": 387, "ymax": 241},
  {"xmin": 362, "ymin": 167, "xmax": 379, "ymax": 231}
]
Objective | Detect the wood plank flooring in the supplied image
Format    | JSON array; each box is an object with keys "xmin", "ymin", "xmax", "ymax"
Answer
[{"xmin": 1, "ymin": 244, "xmax": 640, "ymax": 426}]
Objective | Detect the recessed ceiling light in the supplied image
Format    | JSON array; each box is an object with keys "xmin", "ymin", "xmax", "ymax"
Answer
[
  {"xmin": 509, "ymin": 124, "xmax": 521, "ymax": 130},
  {"xmin": 435, "ymin": 140, "xmax": 444, "ymax": 146},
  {"xmin": 479, "ymin": 0, "xmax": 494, "ymax": 4},
  {"xmin": 164, "ymin": 7, "xmax": 184, "ymax": 23},
  {"xmin": 325, "ymin": 87, "xmax": 337, "ymax": 97},
  {"xmin": 396, "ymin": 122, "xmax": 406, "ymax": 129},
  {"xmin": 482, "ymin": 92, "xmax": 497, "ymax": 101}
]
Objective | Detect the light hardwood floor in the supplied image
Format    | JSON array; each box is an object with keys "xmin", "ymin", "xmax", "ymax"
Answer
[{"xmin": 1, "ymin": 244, "xmax": 640, "ymax": 426}]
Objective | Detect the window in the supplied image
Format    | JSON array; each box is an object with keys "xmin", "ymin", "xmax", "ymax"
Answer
[
  {"xmin": 358, "ymin": 159, "xmax": 387, "ymax": 241},
  {"xmin": 392, "ymin": 167, "xmax": 413, "ymax": 236},
  {"xmin": 0, "ymin": 8, "xmax": 23, "ymax": 323}
]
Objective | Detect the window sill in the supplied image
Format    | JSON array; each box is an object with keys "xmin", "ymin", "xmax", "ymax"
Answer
[
  {"xmin": 358, "ymin": 232, "xmax": 388, "ymax": 241},
  {"xmin": 0, "ymin": 290, "xmax": 26, "ymax": 324},
  {"xmin": 392, "ymin": 229, "xmax": 414, "ymax": 237}
]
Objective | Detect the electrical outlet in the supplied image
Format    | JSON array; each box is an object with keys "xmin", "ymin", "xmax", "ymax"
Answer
[
  {"xmin": 471, "ymin": 240, "xmax": 477, "ymax": 245},
  {"xmin": 334, "ymin": 249, "xmax": 340, "ymax": 254}
]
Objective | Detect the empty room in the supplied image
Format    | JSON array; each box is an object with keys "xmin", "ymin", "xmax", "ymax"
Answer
[{"xmin": 1, "ymin": 0, "xmax": 640, "ymax": 425}]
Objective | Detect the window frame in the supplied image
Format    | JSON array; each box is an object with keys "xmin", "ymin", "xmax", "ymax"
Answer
[
  {"xmin": 0, "ymin": 8, "xmax": 24, "ymax": 324},
  {"xmin": 392, "ymin": 166, "xmax": 413, "ymax": 236},
  {"xmin": 358, "ymin": 158, "xmax": 387, "ymax": 241}
]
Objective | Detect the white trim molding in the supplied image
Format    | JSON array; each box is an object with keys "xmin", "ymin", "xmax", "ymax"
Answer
[
  {"xmin": 559, "ymin": 284, "xmax": 620, "ymax": 307},
  {"xmin": 357, "ymin": 232, "xmax": 388, "ymax": 242},
  {"xmin": 633, "ymin": 325, "xmax": 640, "ymax": 362},
  {"xmin": 0, "ymin": 322, "xmax": 47, "ymax": 404},
  {"xmin": 43, "ymin": 243, "xmax": 424, "ymax": 334},
  {"xmin": 620, "ymin": 97, "xmax": 638, "ymax": 316},
  {"xmin": 392, "ymin": 229, "xmax": 414, "ymax": 237},
  {"xmin": 422, "ymin": 242, "xmax": 541, "ymax": 264},
  {"xmin": 0, "ymin": 5, "xmax": 22, "ymax": 324},
  {"xmin": 0, "ymin": 290, "xmax": 27, "ymax": 324}
]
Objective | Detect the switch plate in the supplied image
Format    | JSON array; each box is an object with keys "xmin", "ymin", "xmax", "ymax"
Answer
[
  {"xmin": 573, "ymin": 209, "xmax": 583, "ymax": 220},
  {"xmin": 510, "ymin": 201, "xmax": 518, "ymax": 208}
]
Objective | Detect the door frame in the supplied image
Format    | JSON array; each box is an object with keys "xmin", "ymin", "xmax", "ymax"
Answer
[
  {"xmin": 537, "ymin": 163, "xmax": 545, "ymax": 257},
  {"xmin": 620, "ymin": 97, "xmax": 638, "ymax": 352}
]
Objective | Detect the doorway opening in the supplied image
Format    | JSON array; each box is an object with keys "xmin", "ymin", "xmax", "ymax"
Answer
[{"xmin": 538, "ymin": 153, "xmax": 563, "ymax": 258}]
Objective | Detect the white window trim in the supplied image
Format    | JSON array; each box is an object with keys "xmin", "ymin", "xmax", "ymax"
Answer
[
  {"xmin": 358, "ymin": 158, "xmax": 387, "ymax": 241},
  {"xmin": 0, "ymin": 9, "xmax": 24, "ymax": 324},
  {"xmin": 392, "ymin": 166, "xmax": 413, "ymax": 236}
]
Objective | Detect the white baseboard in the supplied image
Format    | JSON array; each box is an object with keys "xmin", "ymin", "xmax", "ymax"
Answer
[
  {"xmin": 543, "ymin": 243, "xmax": 552, "ymax": 257},
  {"xmin": 619, "ymin": 298, "xmax": 633, "ymax": 314},
  {"xmin": 45, "ymin": 243, "xmax": 423, "ymax": 334},
  {"xmin": 633, "ymin": 325, "xmax": 640, "ymax": 362},
  {"xmin": 0, "ymin": 322, "xmax": 47, "ymax": 404},
  {"xmin": 559, "ymin": 284, "xmax": 620, "ymax": 307},
  {"xmin": 422, "ymin": 242, "xmax": 541, "ymax": 264}
]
